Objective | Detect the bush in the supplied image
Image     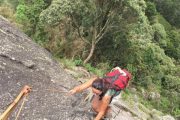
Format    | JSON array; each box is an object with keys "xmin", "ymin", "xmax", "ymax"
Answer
[
  {"xmin": 152, "ymin": 23, "xmax": 167, "ymax": 47},
  {"xmin": 58, "ymin": 58, "xmax": 76, "ymax": 69},
  {"xmin": 74, "ymin": 58, "xmax": 83, "ymax": 66},
  {"xmin": 84, "ymin": 63, "xmax": 96, "ymax": 73},
  {"xmin": 165, "ymin": 30, "xmax": 180, "ymax": 60},
  {"xmin": 0, "ymin": 4, "xmax": 16, "ymax": 22},
  {"xmin": 145, "ymin": 2, "xmax": 157, "ymax": 20}
]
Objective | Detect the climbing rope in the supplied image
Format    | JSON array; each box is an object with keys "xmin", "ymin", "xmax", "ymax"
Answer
[{"xmin": 44, "ymin": 88, "xmax": 68, "ymax": 93}]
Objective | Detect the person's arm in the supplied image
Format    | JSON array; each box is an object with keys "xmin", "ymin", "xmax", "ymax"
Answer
[
  {"xmin": 69, "ymin": 76, "xmax": 98, "ymax": 95},
  {"xmin": 94, "ymin": 95, "xmax": 111, "ymax": 120}
]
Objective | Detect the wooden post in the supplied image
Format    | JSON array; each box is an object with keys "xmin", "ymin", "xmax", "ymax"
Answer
[{"xmin": 0, "ymin": 85, "xmax": 31, "ymax": 120}]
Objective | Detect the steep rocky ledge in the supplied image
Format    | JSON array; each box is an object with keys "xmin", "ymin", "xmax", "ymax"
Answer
[{"xmin": 0, "ymin": 16, "xmax": 91, "ymax": 120}]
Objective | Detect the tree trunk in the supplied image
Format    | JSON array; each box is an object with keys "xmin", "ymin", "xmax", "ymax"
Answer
[{"xmin": 83, "ymin": 42, "xmax": 95, "ymax": 64}]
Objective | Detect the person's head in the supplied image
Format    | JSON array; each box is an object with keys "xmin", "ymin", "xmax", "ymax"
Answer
[{"xmin": 92, "ymin": 79, "xmax": 103, "ymax": 95}]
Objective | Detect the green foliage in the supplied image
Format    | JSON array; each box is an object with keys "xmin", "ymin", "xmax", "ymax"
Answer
[
  {"xmin": 58, "ymin": 58, "xmax": 76, "ymax": 69},
  {"xmin": 57, "ymin": 58, "xmax": 105, "ymax": 76},
  {"xmin": 157, "ymin": 14, "xmax": 172, "ymax": 31},
  {"xmin": 0, "ymin": 4, "xmax": 16, "ymax": 22},
  {"xmin": 40, "ymin": 0, "xmax": 77, "ymax": 25},
  {"xmin": 15, "ymin": 0, "xmax": 48, "ymax": 42},
  {"xmin": 160, "ymin": 97, "xmax": 170, "ymax": 111},
  {"xmin": 16, "ymin": 4, "xmax": 28, "ymax": 22},
  {"xmin": 127, "ymin": 42, "xmax": 175, "ymax": 90},
  {"xmin": 40, "ymin": 0, "xmax": 130, "ymax": 63},
  {"xmin": 84, "ymin": 63, "xmax": 104, "ymax": 76},
  {"xmin": 152, "ymin": 23, "xmax": 167, "ymax": 47},
  {"xmin": 165, "ymin": 30, "xmax": 180, "ymax": 60},
  {"xmin": 152, "ymin": 23, "xmax": 166, "ymax": 39},
  {"xmin": 0, "ymin": 0, "xmax": 4, "ymax": 4},
  {"xmin": 154, "ymin": 0, "xmax": 180, "ymax": 28},
  {"xmin": 74, "ymin": 58, "xmax": 83, "ymax": 66},
  {"xmin": 6, "ymin": 0, "xmax": 19, "ymax": 10},
  {"xmin": 121, "ymin": 89, "xmax": 132, "ymax": 100},
  {"xmin": 145, "ymin": 1, "xmax": 157, "ymax": 20},
  {"xmin": 157, "ymin": 67, "xmax": 180, "ymax": 115},
  {"xmin": 0, "ymin": 0, "xmax": 18, "ymax": 8},
  {"xmin": 96, "ymin": 62, "xmax": 111, "ymax": 73},
  {"xmin": 84, "ymin": 63, "xmax": 95, "ymax": 73},
  {"xmin": 162, "ymin": 75, "xmax": 180, "ymax": 93}
]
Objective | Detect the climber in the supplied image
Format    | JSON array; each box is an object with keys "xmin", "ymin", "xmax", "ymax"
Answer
[{"xmin": 69, "ymin": 67, "xmax": 132, "ymax": 120}]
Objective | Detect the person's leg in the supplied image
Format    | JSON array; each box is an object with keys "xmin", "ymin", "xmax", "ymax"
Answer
[
  {"xmin": 102, "ymin": 89, "xmax": 117, "ymax": 118},
  {"xmin": 104, "ymin": 106, "xmax": 112, "ymax": 118},
  {"xmin": 91, "ymin": 90, "xmax": 113, "ymax": 113},
  {"xmin": 91, "ymin": 95, "xmax": 101, "ymax": 112}
]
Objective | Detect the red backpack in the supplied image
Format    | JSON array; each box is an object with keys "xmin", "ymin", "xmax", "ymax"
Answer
[{"xmin": 102, "ymin": 68, "xmax": 132, "ymax": 91}]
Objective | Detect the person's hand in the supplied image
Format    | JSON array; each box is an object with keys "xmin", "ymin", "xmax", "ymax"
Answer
[
  {"xmin": 68, "ymin": 88, "xmax": 77, "ymax": 95},
  {"xmin": 69, "ymin": 89, "xmax": 76, "ymax": 95},
  {"xmin": 22, "ymin": 85, "xmax": 32, "ymax": 94}
]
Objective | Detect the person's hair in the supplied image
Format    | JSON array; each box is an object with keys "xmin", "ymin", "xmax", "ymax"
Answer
[
  {"xmin": 92, "ymin": 78, "xmax": 103, "ymax": 91},
  {"xmin": 92, "ymin": 78, "xmax": 110, "ymax": 100}
]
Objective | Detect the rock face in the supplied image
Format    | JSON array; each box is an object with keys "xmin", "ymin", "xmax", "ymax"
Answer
[{"xmin": 0, "ymin": 16, "xmax": 91, "ymax": 120}]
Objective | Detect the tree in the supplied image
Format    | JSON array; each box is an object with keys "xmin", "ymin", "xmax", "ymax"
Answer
[
  {"xmin": 152, "ymin": 23, "xmax": 167, "ymax": 47},
  {"xmin": 40, "ymin": 0, "xmax": 130, "ymax": 64},
  {"xmin": 145, "ymin": 1, "xmax": 157, "ymax": 21},
  {"xmin": 153, "ymin": 0, "xmax": 180, "ymax": 28},
  {"xmin": 165, "ymin": 30, "xmax": 180, "ymax": 60},
  {"xmin": 16, "ymin": 0, "xmax": 48, "ymax": 38}
]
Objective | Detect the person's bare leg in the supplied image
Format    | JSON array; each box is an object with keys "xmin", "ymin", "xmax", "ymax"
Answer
[
  {"xmin": 105, "ymin": 106, "xmax": 112, "ymax": 117},
  {"xmin": 91, "ymin": 96, "xmax": 112, "ymax": 116},
  {"xmin": 91, "ymin": 95, "xmax": 102, "ymax": 112}
]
